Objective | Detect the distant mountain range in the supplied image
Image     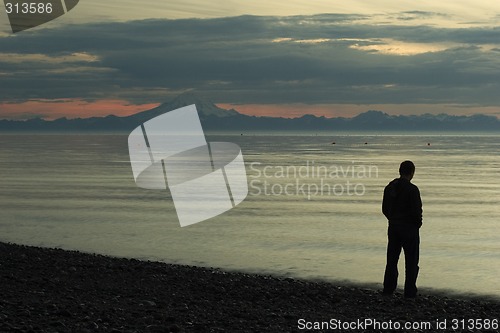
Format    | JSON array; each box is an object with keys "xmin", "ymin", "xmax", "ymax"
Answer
[{"xmin": 1, "ymin": 93, "xmax": 500, "ymax": 132}]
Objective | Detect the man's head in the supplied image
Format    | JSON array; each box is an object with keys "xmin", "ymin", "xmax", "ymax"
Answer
[{"xmin": 399, "ymin": 160, "xmax": 415, "ymax": 180}]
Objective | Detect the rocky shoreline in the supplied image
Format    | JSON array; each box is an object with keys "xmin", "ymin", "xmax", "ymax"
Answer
[{"xmin": 1, "ymin": 241, "xmax": 499, "ymax": 332}]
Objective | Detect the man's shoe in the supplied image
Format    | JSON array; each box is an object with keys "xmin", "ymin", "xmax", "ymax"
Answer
[{"xmin": 380, "ymin": 290, "xmax": 393, "ymax": 296}]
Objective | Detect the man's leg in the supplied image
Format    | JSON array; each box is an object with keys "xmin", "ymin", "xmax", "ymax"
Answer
[
  {"xmin": 383, "ymin": 225, "xmax": 402, "ymax": 294},
  {"xmin": 402, "ymin": 227, "xmax": 420, "ymax": 298}
]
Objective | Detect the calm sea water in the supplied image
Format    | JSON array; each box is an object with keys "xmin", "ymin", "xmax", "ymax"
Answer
[{"xmin": 1, "ymin": 133, "xmax": 500, "ymax": 297}]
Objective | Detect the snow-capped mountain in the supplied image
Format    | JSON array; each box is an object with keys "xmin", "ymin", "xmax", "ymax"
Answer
[{"xmin": 1, "ymin": 94, "xmax": 500, "ymax": 131}]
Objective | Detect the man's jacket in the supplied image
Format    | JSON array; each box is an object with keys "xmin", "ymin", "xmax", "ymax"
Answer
[{"xmin": 382, "ymin": 178, "xmax": 422, "ymax": 227}]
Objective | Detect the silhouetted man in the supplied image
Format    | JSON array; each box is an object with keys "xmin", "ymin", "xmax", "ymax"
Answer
[{"xmin": 382, "ymin": 160, "xmax": 422, "ymax": 298}]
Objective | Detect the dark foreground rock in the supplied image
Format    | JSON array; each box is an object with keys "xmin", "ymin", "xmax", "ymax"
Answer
[{"xmin": 1, "ymin": 242, "xmax": 499, "ymax": 332}]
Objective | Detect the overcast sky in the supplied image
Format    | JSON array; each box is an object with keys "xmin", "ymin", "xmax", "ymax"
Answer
[{"xmin": 1, "ymin": 1, "xmax": 500, "ymax": 119}]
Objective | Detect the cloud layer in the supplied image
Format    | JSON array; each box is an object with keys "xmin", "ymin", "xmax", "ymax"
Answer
[{"xmin": 1, "ymin": 13, "xmax": 500, "ymax": 117}]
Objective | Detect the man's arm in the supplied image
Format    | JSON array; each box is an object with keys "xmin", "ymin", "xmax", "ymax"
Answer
[
  {"xmin": 410, "ymin": 186, "xmax": 423, "ymax": 227},
  {"xmin": 382, "ymin": 186, "xmax": 390, "ymax": 219}
]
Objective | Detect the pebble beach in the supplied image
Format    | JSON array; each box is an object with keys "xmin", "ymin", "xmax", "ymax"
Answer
[{"xmin": 1, "ymin": 242, "xmax": 499, "ymax": 332}]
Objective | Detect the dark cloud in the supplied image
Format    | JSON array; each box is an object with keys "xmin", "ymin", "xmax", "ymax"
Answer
[
  {"xmin": 1, "ymin": 14, "xmax": 500, "ymax": 107},
  {"xmin": 396, "ymin": 11, "xmax": 450, "ymax": 21}
]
